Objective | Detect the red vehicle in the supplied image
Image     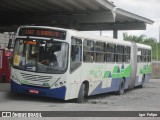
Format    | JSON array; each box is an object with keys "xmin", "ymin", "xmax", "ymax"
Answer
[{"xmin": 0, "ymin": 48, "xmax": 12, "ymax": 83}]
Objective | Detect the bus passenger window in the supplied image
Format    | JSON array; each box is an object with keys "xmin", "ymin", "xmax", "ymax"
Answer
[
  {"xmin": 145, "ymin": 49, "xmax": 150, "ymax": 62},
  {"xmin": 83, "ymin": 40, "xmax": 94, "ymax": 62},
  {"xmin": 116, "ymin": 45, "xmax": 125, "ymax": 63},
  {"xmin": 95, "ymin": 42, "xmax": 105, "ymax": 62},
  {"xmin": 142, "ymin": 49, "xmax": 146, "ymax": 62},
  {"xmin": 137, "ymin": 48, "xmax": 142, "ymax": 62},
  {"xmin": 106, "ymin": 43, "xmax": 116, "ymax": 62},
  {"xmin": 149, "ymin": 50, "xmax": 151, "ymax": 62},
  {"xmin": 125, "ymin": 47, "xmax": 131, "ymax": 63},
  {"xmin": 70, "ymin": 37, "xmax": 82, "ymax": 73}
]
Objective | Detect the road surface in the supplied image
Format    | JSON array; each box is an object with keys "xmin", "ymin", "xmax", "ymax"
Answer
[{"xmin": 0, "ymin": 79, "xmax": 160, "ymax": 119}]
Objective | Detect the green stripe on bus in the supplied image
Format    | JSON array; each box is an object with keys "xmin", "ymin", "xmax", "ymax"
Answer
[
  {"xmin": 112, "ymin": 66, "xmax": 119, "ymax": 73},
  {"xmin": 103, "ymin": 71, "xmax": 111, "ymax": 79},
  {"xmin": 90, "ymin": 64, "xmax": 151, "ymax": 79},
  {"xmin": 139, "ymin": 64, "xmax": 151, "ymax": 75}
]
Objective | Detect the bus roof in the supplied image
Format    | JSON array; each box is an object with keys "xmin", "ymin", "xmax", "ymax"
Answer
[
  {"xmin": 18, "ymin": 26, "xmax": 151, "ymax": 49},
  {"xmin": 19, "ymin": 25, "xmax": 69, "ymax": 31},
  {"xmin": 136, "ymin": 43, "xmax": 151, "ymax": 49},
  {"xmin": 68, "ymin": 29, "xmax": 132, "ymax": 46}
]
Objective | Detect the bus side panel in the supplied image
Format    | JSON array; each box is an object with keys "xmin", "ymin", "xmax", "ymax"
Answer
[
  {"xmin": 90, "ymin": 63, "xmax": 131, "ymax": 95},
  {"xmin": 135, "ymin": 63, "xmax": 144, "ymax": 86},
  {"xmin": 65, "ymin": 66, "xmax": 82, "ymax": 100},
  {"xmin": 124, "ymin": 77, "xmax": 130, "ymax": 89},
  {"xmin": 81, "ymin": 63, "xmax": 131, "ymax": 96},
  {"xmin": 90, "ymin": 78, "xmax": 118, "ymax": 95},
  {"xmin": 135, "ymin": 63, "xmax": 151, "ymax": 86},
  {"xmin": 81, "ymin": 63, "xmax": 103, "ymax": 96}
]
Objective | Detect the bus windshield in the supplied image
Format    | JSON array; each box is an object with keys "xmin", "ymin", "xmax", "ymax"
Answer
[{"xmin": 13, "ymin": 39, "xmax": 68, "ymax": 74}]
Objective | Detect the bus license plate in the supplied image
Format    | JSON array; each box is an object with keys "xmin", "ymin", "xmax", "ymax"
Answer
[{"xmin": 29, "ymin": 90, "xmax": 39, "ymax": 94}]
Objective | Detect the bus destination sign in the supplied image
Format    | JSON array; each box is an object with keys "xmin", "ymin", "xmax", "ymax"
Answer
[{"xmin": 18, "ymin": 28, "xmax": 66, "ymax": 40}]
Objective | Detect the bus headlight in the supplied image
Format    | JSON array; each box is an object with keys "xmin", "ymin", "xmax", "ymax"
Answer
[
  {"xmin": 43, "ymin": 83, "xmax": 50, "ymax": 87},
  {"xmin": 60, "ymin": 82, "xmax": 63, "ymax": 86}
]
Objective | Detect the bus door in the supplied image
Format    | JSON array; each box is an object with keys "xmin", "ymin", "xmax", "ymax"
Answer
[
  {"xmin": 69, "ymin": 37, "xmax": 82, "ymax": 98},
  {"xmin": 129, "ymin": 42, "xmax": 137, "ymax": 89},
  {"xmin": 70, "ymin": 37, "xmax": 82, "ymax": 75}
]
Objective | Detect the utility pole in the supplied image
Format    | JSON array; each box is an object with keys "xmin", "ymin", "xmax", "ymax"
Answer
[
  {"xmin": 158, "ymin": 26, "xmax": 160, "ymax": 61},
  {"xmin": 156, "ymin": 38, "xmax": 158, "ymax": 62},
  {"xmin": 158, "ymin": 26, "xmax": 160, "ymax": 60},
  {"xmin": 156, "ymin": 27, "xmax": 160, "ymax": 70}
]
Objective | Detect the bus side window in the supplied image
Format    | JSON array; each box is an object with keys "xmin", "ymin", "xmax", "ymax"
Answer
[
  {"xmin": 106, "ymin": 43, "xmax": 116, "ymax": 62},
  {"xmin": 142, "ymin": 49, "xmax": 146, "ymax": 62},
  {"xmin": 146, "ymin": 49, "xmax": 151, "ymax": 62},
  {"xmin": 125, "ymin": 46, "xmax": 131, "ymax": 63},
  {"xmin": 83, "ymin": 40, "xmax": 95, "ymax": 62},
  {"xmin": 137, "ymin": 48, "xmax": 142, "ymax": 62},
  {"xmin": 146, "ymin": 49, "xmax": 148, "ymax": 62},
  {"xmin": 149, "ymin": 50, "xmax": 151, "ymax": 62},
  {"xmin": 70, "ymin": 37, "xmax": 82, "ymax": 73},
  {"xmin": 95, "ymin": 42, "xmax": 105, "ymax": 62},
  {"xmin": 116, "ymin": 45, "xmax": 124, "ymax": 63}
]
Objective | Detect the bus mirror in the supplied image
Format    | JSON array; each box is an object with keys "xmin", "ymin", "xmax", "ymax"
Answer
[
  {"xmin": 7, "ymin": 39, "xmax": 12, "ymax": 49},
  {"xmin": 5, "ymin": 48, "xmax": 13, "ymax": 57}
]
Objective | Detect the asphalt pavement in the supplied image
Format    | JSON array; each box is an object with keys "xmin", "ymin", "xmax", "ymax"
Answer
[{"xmin": 0, "ymin": 79, "xmax": 160, "ymax": 119}]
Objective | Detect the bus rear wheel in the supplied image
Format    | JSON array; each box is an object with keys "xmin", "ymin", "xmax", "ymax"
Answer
[
  {"xmin": 76, "ymin": 84, "xmax": 85, "ymax": 103},
  {"xmin": 117, "ymin": 79, "xmax": 125, "ymax": 95}
]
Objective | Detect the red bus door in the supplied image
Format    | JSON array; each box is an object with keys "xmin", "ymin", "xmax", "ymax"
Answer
[{"xmin": 0, "ymin": 49, "xmax": 11, "ymax": 83}]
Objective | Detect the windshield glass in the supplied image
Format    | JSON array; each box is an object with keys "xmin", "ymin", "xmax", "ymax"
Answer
[{"xmin": 13, "ymin": 39, "xmax": 68, "ymax": 74}]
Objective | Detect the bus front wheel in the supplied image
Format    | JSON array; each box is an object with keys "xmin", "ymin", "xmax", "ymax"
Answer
[{"xmin": 76, "ymin": 84, "xmax": 85, "ymax": 103}]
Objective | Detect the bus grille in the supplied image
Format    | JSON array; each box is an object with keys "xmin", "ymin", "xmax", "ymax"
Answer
[{"xmin": 20, "ymin": 73, "xmax": 52, "ymax": 83}]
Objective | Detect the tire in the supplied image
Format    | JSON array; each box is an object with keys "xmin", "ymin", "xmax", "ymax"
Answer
[
  {"xmin": 139, "ymin": 75, "xmax": 145, "ymax": 88},
  {"xmin": 76, "ymin": 84, "xmax": 85, "ymax": 103},
  {"xmin": 117, "ymin": 79, "xmax": 125, "ymax": 95}
]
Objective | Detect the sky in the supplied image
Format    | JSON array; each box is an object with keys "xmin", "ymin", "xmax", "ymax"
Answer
[{"xmin": 84, "ymin": 0, "xmax": 160, "ymax": 42}]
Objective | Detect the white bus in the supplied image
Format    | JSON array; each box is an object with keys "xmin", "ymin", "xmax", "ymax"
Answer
[{"xmin": 10, "ymin": 26, "xmax": 152, "ymax": 102}]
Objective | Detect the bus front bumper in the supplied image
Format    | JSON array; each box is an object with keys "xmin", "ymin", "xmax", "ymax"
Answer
[{"xmin": 11, "ymin": 80, "xmax": 66, "ymax": 100}]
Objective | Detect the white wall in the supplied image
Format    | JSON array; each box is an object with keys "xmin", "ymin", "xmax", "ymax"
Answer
[{"xmin": 0, "ymin": 33, "xmax": 9, "ymax": 49}]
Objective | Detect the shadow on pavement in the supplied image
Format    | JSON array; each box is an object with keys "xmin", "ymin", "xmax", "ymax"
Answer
[
  {"xmin": 0, "ymin": 83, "xmax": 10, "ymax": 92},
  {"xmin": 2, "ymin": 92, "xmax": 66, "ymax": 104},
  {"xmin": 86, "ymin": 86, "xmax": 143, "ymax": 101},
  {"xmin": 1, "ymin": 81, "xmax": 153, "ymax": 104}
]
